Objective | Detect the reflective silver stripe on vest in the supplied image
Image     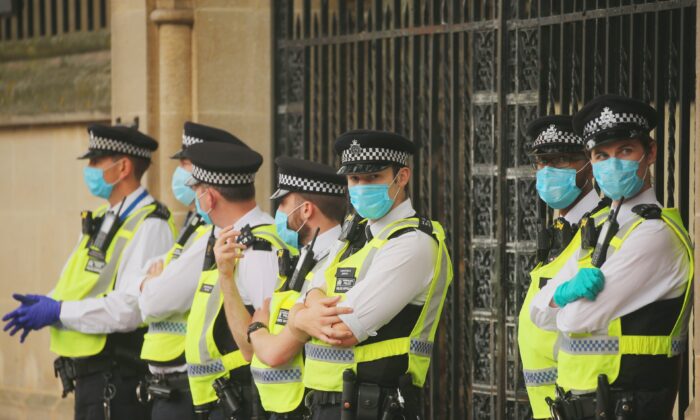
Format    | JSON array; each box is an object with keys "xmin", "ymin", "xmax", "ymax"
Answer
[
  {"xmin": 251, "ymin": 366, "xmax": 302, "ymax": 384},
  {"xmin": 418, "ymin": 241, "xmax": 451, "ymax": 343},
  {"xmin": 199, "ymin": 269, "xmax": 222, "ymax": 363},
  {"xmin": 523, "ymin": 367, "xmax": 558, "ymax": 386},
  {"xmin": 149, "ymin": 321, "xmax": 187, "ymax": 335},
  {"xmin": 560, "ymin": 335, "xmax": 687, "ymax": 356},
  {"xmin": 409, "ymin": 339, "xmax": 433, "ymax": 357},
  {"xmin": 355, "ymin": 220, "xmax": 422, "ymax": 283},
  {"xmin": 87, "ymin": 206, "xmax": 153, "ymax": 298},
  {"xmin": 305, "ymin": 343, "xmax": 355, "ymax": 363},
  {"xmin": 187, "ymin": 359, "xmax": 225, "ymax": 377}
]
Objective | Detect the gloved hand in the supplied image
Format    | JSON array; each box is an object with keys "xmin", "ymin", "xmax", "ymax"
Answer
[
  {"xmin": 2, "ymin": 294, "xmax": 61, "ymax": 342},
  {"xmin": 553, "ymin": 268, "xmax": 605, "ymax": 308},
  {"xmin": 2, "ymin": 294, "xmax": 41, "ymax": 341}
]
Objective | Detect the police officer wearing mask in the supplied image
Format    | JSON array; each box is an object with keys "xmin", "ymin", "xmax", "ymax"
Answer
[
  {"xmin": 530, "ymin": 95, "xmax": 694, "ymax": 420},
  {"xmin": 215, "ymin": 157, "xmax": 347, "ymax": 419},
  {"xmin": 289, "ymin": 130, "xmax": 454, "ymax": 420},
  {"xmin": 184, "ymin": 142, "xmax": 294, "ymax": 419},
  {"xmin": 3, "ymin": 124, "xmax": 176, "ymax": 420},
  {"xmin": 517, "ymin": 115, "xmax": 609, "ymax": 419},
  {"xmin": 137, "ymin": 122, "xmax": 248, "ymax": 420}
]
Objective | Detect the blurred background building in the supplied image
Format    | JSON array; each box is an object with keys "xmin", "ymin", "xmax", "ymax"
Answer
[{"xmin": 0, "ymin": 1, "xmax": 698, "ymax": 419}]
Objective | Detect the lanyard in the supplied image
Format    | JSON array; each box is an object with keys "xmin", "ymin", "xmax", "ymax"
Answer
[{"xmin": 118, "ymin": 190, "xmax": 149, "ymax": 222}]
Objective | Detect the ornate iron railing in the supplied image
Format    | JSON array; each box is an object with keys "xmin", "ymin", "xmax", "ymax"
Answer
[{"xmin": 272, "ymin": 1, "xmax": 696, "ymax": 418}]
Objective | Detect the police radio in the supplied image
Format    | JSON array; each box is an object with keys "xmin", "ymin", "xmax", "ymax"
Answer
[
  {"xmin": 591, "ymin": 197, "xmax": 625, "ymax": 268},
  {"xmin": 286, "ymin": 228, "xmax": 320, "ymax": 292},
  {"xmin": 88, "ymin": 199, "xmax": 125, "ymax": 260}
]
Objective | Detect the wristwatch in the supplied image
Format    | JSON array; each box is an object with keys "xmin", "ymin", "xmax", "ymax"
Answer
[{"xmin": 247, "ymin": 322, "xmax": 267, "ymax": 343}]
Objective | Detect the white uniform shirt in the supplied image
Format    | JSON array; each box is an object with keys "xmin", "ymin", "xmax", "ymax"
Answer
[
  {"xmin": 58, "ymin": 186, "xmax": 174, "ymax": 333},
  {"xmin": 310, "ymin": 198, "xmax": 438, "ymax": 343},
  {"xmin": 562, "ymin": 189, "xmax": 601, "ymax": 225},
  {"xmin": 530, "ymin": 188, "xmax": 691, "ymax": 334},
  {"xmin": 232, "ymin": 206, "xmax": 279, "ymax": 309},
  {"xmin": 138, "ymin": 226, "xmax": 211, "ymax": 323}
]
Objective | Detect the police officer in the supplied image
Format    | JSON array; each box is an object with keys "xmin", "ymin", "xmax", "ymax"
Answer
[
  {"xmin": 3, "ymin": 124, "xmax": 176, "ymax": 420},
  {"xmin": 137, "ymin": 122, "xmax": 248, "ymax": 420},
  {"xmin": 184, "ymin": 141, "xmax": 294, "ymax": 419},
  {"xmin": 530, "ymin": 95, "xmax": 694, "ymax": 420},
  {"xmin": 216, "ymin": 157, "xmax": 347, "ymax": 419},
  {"xmin": 289, "ymin": 130, "xmax": 454, "ymax": 420},
  {"xmin": 517, "ymin": 115, "xmax": 609, "ymax": 419}
]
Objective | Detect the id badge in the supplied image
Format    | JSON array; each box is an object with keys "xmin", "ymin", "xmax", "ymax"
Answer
[{"xmin": 334, "ymin": 267, "xmax": 357, "ymax": 293}]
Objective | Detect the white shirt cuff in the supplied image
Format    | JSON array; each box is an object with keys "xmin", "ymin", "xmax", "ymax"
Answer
[{"xmin": 338, "ymin": 311, "xmax": 374, "ymax": 343}]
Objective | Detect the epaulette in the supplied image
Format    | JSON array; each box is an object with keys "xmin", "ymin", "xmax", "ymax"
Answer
[
  {"xmin": 388, "ymin": 215, "xmax": 437, "ymax": 242},
  {"xmin": 236, "ymin": 224, "xmax": 273, "ymax": 251},
  {"xmin": 146, "ymin": 201, "xmax": 171, "ymax": 221},
  {"xmin": 632, "ymin": 204, "xmax": 662, "ymax": 220}
]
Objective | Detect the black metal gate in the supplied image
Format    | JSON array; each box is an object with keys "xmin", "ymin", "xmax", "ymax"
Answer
[{"xmin": 271, "ymin": 1, "xmax": 696, "ymax": 419}]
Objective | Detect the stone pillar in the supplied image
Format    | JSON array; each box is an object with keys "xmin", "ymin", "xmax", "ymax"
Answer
[
  {"xmin": 150, "ymin": 2, "xmax": 193, "ymax": 224},
  {"xmin": 690, "ymin": 4, "xmax": 700, "ymax": 418}
]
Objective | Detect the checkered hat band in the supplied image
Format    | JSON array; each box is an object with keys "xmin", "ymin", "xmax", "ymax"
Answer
[
  {"xmin": 192, "ymin": 165, "xmax": 256, "ymax": 186},
  {"xmin": 278, "ymin": 173, "xmax": 345, "ymax": 195},
  {"xmin": 533, "ymin": 129, "xmax": 583, "ymax": 148},
  {"xmin": 341, "ymin": 147, "xmax": 410, "ymax": 166},
  {"xmin": 89, "ymin": 134, "xmax": 152, "ymax": 159},
  {"xmin": 583, "ymin": 109, "xmax": 650, "ymax": 138},
  {"xmin": 182, "ymin": 134, "xmax": 204, "ymax": 148}
]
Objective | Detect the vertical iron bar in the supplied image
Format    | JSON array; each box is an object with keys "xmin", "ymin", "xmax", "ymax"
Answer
[
  {"xmin": 654, "ymin": 10, "xmax": 665, "ymax": 204},
  {"xmin": 302, "ymin": 0, "xmax": 311, "ymax": 159},
  {"xmin": 321, "ymin": 0, "xmax": 329, "ymax": 163},
  {"xmin": 496, "ymin": 0, "xmax": 509, "ymax": 417},
  {"xmin": 356, "ymin": 0, "xmax": 365, "ymax": 127},
  {"xmin": 373, "ymin": 0, "xmax": 383, "ymax": 129}
]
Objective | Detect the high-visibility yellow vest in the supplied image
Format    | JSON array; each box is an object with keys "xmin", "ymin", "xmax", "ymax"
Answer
[
  {"xmin": 185, "ymin": 224, "xmax": 294, "ymax": 407},
  {"xmin": 557, "ymin": 208, "xmax": 694, "ymax": 392},
  {"xmin": 250, "ymin": 248, "xmax": 328, "ymax": 413},
  {"xmin": 50, "ymin": 202, "xmax": 176, "ymax": 358},
  {"xmin": 140, "ymin": 222, "xmax": 211, "ymax": 365},
  {"xmin": 517, "ymin": 207, "xmax": 609, "ymax": 419},
  {"xmin": 303, "ymin": 216, "xmax": 453, "ymax": 392}
]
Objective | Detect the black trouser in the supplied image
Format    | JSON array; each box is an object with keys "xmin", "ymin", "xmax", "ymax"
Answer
[
  {"xmin": 148, "ymin": 372, "xmax": 196, "ymax": 420},
  {"xmin": 74, "ymin": 369, "xmax": 150, "ymax": 420}
]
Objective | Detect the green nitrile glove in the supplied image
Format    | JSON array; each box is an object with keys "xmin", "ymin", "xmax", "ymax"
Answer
[{"xmin": 553, "ymin": 267, "xmax": 605, "ymax": 308}]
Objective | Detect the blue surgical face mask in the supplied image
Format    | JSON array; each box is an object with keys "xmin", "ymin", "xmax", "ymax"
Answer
[
  {"xmin": 536, "ymin": 165, "xmax": 586, "ymax": 209},
  {"xmin": 171, "ymin": 166, "xmax": 196, "ymax": 206},
  {"xmin": 349, "ymin": 173, "xmax": 400, "ymax": 220},
  {"xmin": 592, "ymin": 155, "xmax": 646, "ymax": 201},
  {"xmin": 275, "ymin": 202, "xmax": 307, "ymax": 249},
  {"xmin": 83, "ymin": 160, "xmax": 121, "ymax": 199},
  {"xmin": 195, "ymin": 190, "xmax": 213, "ymax": 225}
]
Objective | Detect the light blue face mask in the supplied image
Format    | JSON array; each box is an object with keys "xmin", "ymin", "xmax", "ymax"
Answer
[
  {"xmin": 275, "ymin": 202, "xmax": 307, "ymax": 249},
  {"xmin": 195, "ymin": 190, "xmax": 213, "ymax": 225},
  {"xmin": 349, "ymin": 174, "xmax": 400, "ymax": 220},
  {"xmin": 171, "ymin": 166, "xmax": 196, "ymax": 206},
  {"xmin": 535, "ymin": 166, "xmax": 585, "ymax": 209},
  {"xmin": 592, "ymin": 155, "xmax": 646, "ymax": 201},
  {"xmin": 83, "ymin": 160, "xmax": 120, "ymax": 199}
]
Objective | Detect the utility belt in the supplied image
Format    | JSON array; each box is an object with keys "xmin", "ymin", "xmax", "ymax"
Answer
[
  {"xmin": 54, "ymin": 353, "xmax": 144, "ymax": 398},
  {"xmin": 306, "ymin": 369, "xmax": 421, "ymax": 420},
  {"xmin": 136, "ymin": 371, "xmax": 190, "ymax": 403},
  {"xmin": 193, "ymin": 375, "xmax": 262, "ymax": 420},
  {"xmin": 547, "ymin": 375, "xmax": 635, "ymax": 420}
]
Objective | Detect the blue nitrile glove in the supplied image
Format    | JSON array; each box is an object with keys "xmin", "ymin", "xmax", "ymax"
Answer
[
  {"xmin": 2, "ymin": 293, "xmax": 41, "ymax": 342},
  {"xmin": 3, "ymin": 294, "xmax": 61, "ymax": 342},
  {"xmin": 553, "ymin": 268, "xmax": 605, "ymax": 308}
]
